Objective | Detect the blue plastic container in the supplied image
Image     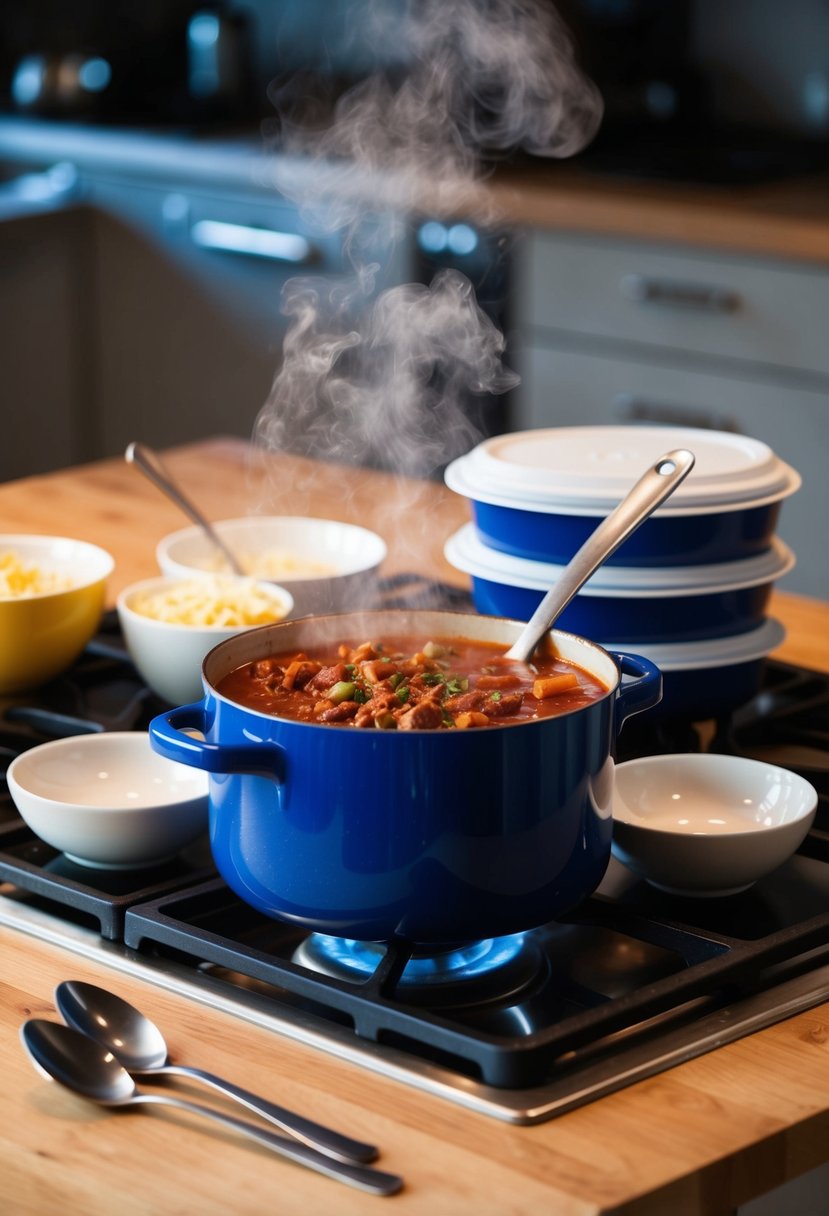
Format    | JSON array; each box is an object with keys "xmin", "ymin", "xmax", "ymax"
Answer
[
  {"xmin": 148, "ymin": 609, "xmax": 661, "ymax": 946},
  {"xmin": 445, "ymin": 426, "xmax": 800, "ymax": 569},
  {"xmin": 601, "ymin": 619, "xmax": 785, "ymax": 720},
  {"xmin": 445, "ymin": 524, "xmax": 795, "ymax": 645}
]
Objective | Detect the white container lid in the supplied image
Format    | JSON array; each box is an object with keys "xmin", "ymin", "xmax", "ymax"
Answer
[
  {"xmin": 445, "ymin": 426, "xmax": 801, "ymax": 517},
  {"xmin": 445, "ymin": 523, "xmax": 796, "ymax": 598},
  {"xmin": 599, "ymin": 617, "xmax": 785, "ymax": 671}
]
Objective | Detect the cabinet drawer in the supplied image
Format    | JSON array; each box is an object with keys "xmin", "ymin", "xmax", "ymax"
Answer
[
  {"xmin": 512, "ymin": 342, "xmax": 827, "ymax": 598},
  {"xmin": 517, "ymin": 231, "xmax": 829, "ymax": 378}
]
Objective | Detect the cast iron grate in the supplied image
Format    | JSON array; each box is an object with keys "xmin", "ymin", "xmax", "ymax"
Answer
[
  {"xmin": 122, "ymin": 829, "xmax": 829, "ymax": 1090},
  {"xmin": 0, "ymin": 821, "xmax": 215, "ymax": 940}
]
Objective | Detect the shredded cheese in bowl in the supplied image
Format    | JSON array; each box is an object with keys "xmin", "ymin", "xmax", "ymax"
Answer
[
  {"xmin": 129, "ymin": 577, "xmax": 291, "ymax": 627},
  {"xmin": 0, "ymin": 550, "xmax": 75, "ymax": 598},
  {"xmin": 203, "ymin": 550, "xmax": 337, "ymax": 579}
]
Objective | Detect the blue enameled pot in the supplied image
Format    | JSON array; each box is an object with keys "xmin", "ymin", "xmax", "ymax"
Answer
[{"xmin": 149, "ymin": 610, "xmax": 661, "ymax": 946}]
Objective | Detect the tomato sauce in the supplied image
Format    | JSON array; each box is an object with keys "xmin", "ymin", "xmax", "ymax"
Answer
[{"xmin": 215, "ymin": 634, "xmax": 609, "ymax": 730}]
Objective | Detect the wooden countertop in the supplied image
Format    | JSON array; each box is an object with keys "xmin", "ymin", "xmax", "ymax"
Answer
[
  {"xmin": 2, "ymin": 438, "xmax": 828, "ymax": 1216},
  {"xmin": 485, "ymin": 162, "xmax": 829, "ymax": 266}
]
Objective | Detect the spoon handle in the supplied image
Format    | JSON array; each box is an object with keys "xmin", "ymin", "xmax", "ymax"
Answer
[
  {"xmin": 504, "ymin": 448, "xmax": 696, "ymax": 663},
  {"xmin": 155, "ymin": 1062, "xmax": 378, "ymax": 1164},
  {"xmin": 125, "ymin": 441, "xmax": 245, "ymax": 576},
  {"xmin": 131, "ymin": 1091, "xmax": 403, "ymax": 1196}
]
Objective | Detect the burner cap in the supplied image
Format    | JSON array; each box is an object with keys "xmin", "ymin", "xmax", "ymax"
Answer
[{"xmin": 293, "ymin": 932, "xmax": 547, "ymax": 1008}]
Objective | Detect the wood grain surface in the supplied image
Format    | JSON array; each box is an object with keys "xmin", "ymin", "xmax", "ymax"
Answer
[
  {"xmin": 1, "ymin": 439, "xmax": 828, "ymax": 1216},
  {"xmin": 485, "ymin": 164, "xmax": 829, "ymax": 265}
]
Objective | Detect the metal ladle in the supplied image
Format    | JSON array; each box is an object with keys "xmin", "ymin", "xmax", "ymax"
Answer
[
  {"xmin": 20, "ymin": 1020, "xmax": 403, "ymax": 1197},
  {"xmin": 504, "ymin": 448, "xmax": 696, "ymax": 664},
  {"xmin": 125, "ymin": 441, "xmax": 244, "ymax": 576},
  {"xmin": 54, "ymin": 980, "xmax": 376, "ymax": 1165}
]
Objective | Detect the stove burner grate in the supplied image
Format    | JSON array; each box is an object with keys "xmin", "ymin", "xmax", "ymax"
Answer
[
  {"xmin": 121, "ymin": 847, "xmax": 829, "ymax": 1090},
  {"xmin": 0, "ymin": 821, "xmax": 215, "ymax": 939}
]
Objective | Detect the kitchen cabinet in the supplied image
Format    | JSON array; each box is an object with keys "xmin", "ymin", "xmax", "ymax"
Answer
[
  {"xmin": 0, "ymin": 206, "xmax": 91, "ymax": 481},
  {"xmin": 510, "ymin": 229, "xmax": 829, "ymax": 599}
]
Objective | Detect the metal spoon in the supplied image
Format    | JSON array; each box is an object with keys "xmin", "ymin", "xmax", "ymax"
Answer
[
  {"xmin": 20, "ymin": 1020, "xmax": 403, "ymax": 1197},
  {"xmin": 55, "ymin": 979, "xmax": 377, "ymax": 1166},
  {"xmin": 125, "ymin": 441, "xmax": 244, "ymax": 576},
  {"xmin": 504, "ymin": 448, "xmax": 696, "ymax": 663}
]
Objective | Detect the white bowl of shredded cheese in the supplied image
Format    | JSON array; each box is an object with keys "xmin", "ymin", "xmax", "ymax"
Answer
[
  {"xmin": 156, "ymin": 516, "xmax": 387, "ymax": 615},
  {"xmin": 117, "ymin": 575, "xmax": 294, "ymax": 705}
]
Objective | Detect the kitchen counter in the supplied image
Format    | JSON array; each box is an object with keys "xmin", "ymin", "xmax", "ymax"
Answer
[
  {"xmin": 1, "ymin": 437, "xmax": 829, "ymax": 1216},
  {"xmin": 3, "ymin": 116, "xmax": 829, "ymax": 265}
]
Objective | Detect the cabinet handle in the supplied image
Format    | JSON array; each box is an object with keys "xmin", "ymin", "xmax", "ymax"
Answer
[
  {"xmin": 190, "ymin": 219, "xmax": 315, "ymax": 265},
  {"xmin": 613, "ymin": 393, "xmax": 740, "ymax": 433},
  {"xmin": 621, "ymin": 273, "xmax": 741, "ymax": 313}
]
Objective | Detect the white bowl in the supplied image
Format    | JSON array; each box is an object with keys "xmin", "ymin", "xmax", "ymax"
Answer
[
  {"xmin": 612, "ymin": 753, "xmax": 818, "ymax": 897},
  {"xmin": 117, "ymin": 575, "xmax": 294, "ymax": 705},
  {"xmin": 7, "ymin": 732, "xmax": 209, "ymax": 869},
  {"xmin": 156, "ymin": 516, "xmax": 387, "ymax": 616}
]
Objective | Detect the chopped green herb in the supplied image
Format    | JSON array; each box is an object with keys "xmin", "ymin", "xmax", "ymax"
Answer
[
  {"xmin": 445, "ymin": 677, "xmax": 468, "ymax": 695},
  {"xmin": 421, "ymin": 672, "xmax": 444, "ymax": 686},
  {"xmin": 395, "ymin": 685, "xmax": 410, "ymax": 704},
  {"xmin": 489, "ymin": 690, "xmax": 502, "ymax": 702},
  {"xmin": 353, "ymin": 687, "xmax": 369, "ymax": 704},
  {"xmin": 389, "ymin": 673, "xmax": 404, "ymax": 690}
]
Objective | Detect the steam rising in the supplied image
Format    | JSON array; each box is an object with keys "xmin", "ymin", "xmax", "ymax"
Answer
[
  {"xmin": 256, "ymin": 268, "xmax": 518, "ymax": 476},
  {"xmin": 254, "ymin": 0, "xmax": 602, "ymax": 489}
]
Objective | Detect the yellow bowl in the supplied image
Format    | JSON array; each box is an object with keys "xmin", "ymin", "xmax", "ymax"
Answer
[{"xmin": 0, "ymin": 535, "xmax": 114, "ymax": 694}]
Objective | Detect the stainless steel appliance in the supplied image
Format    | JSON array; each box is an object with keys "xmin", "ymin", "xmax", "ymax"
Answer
[{"xmin": 1, "ymin": 582, "xmax": 827, "ymax": 1125}]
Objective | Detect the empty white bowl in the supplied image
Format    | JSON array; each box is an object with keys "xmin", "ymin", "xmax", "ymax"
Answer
[
  {"xmin": 612, "ymin": 753, "xmax": 818, "ymax": 897},
  {"xmin": 7, "ymin": 732, "xmax": 209, "ymax": 869},
  {"xmin": 156, "ymin": 516, "xmax": 387, "ymax": 616},
  {"xmin": 117, "ymin": 574, "xmax": 294, "ymax": 705}
]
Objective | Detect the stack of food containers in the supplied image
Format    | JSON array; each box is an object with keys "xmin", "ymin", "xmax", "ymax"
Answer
[{"xmin": 444, "ymin": 426, "xmax": 801, "ymax": 718}]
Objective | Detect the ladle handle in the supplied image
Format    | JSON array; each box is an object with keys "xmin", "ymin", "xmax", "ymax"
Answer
[
  {"xmin": 131, "ymin": 1091, "xmax": 403, "ymax": 1196},
  {"xmin": 125, "ymin": 441, "xmax": 244, "ymax": 576},
  {"xmin": 504, "ymin": 448, "xmax": 696, "ymax": 663},
  {"xmin": 156, "ymin": 1062, "xmax": 378, "ymax": 1164}
]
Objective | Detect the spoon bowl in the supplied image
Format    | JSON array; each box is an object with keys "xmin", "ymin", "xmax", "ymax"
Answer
[
  {"xmin": 21, "ymin": 1019, "xmax": 402, "ymax": 1196},
  {"xmin": 23, "ymin": 1016, "xmax": 137, "ymax": 1104},
  {"xmin": 55, "ymin": 979, "xmax": 376, "ymax": 1164}
]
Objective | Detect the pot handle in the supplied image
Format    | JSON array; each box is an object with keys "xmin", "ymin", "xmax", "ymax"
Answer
[
  {"xmin": 611, "ymin": 653, "xmax": 662, "ymax": 729},
  {"xmin": 149, "ymin": 703, "xmax": 286, "ymax": 779}
]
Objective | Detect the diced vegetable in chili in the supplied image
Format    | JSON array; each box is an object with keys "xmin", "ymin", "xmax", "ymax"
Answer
[{"xmin": 216, "ymin": 635, "xmax": 609, "ymax": 730}]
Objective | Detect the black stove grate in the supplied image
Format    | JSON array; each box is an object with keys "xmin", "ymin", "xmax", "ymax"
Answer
[
  {"xmin": 0, "ymin": 821, "xmax": 215, "ymax": 940},
  {"xmin": 121, "ymin": 837, "xmax": 829, "ymax": 1089},
  {"xmin": 2, "ymin": 587, "xmax": 829, "ymax": 1091}
]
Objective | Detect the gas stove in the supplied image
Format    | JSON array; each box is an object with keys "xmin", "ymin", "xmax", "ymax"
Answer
[{"xmin": 1, "ymin": 589, "xmax": 828, "ymax": 1124}]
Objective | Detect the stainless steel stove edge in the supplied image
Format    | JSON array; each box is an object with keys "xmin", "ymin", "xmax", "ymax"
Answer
[{"xmin": 2, "ymin": 893, "xmax": 828, "ymax": 1126}]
